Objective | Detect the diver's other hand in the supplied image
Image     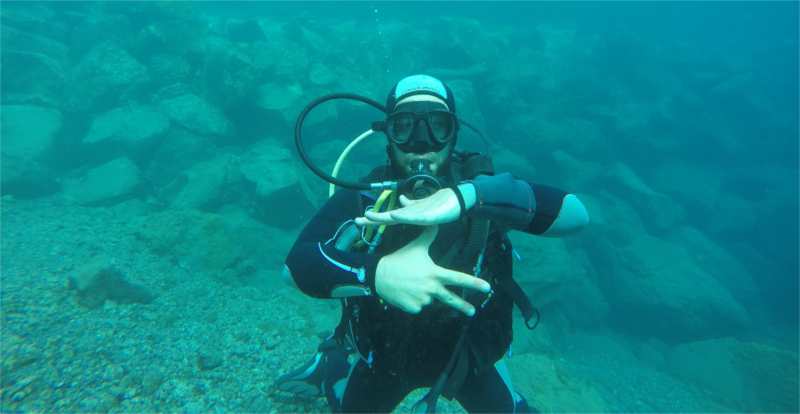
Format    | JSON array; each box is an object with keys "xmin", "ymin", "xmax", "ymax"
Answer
[
  {"xmin": 374, "ymin": 225, "xmax": 491, "ymax": 317},
  {"xmin": 356, "ymin": 184, "xmax": 477, "ymax": 226}
]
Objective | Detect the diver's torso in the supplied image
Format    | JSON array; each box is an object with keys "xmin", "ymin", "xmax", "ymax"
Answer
[{"xmin": 351, "ymin": 209, "xmax": 514, "ymax": 382}]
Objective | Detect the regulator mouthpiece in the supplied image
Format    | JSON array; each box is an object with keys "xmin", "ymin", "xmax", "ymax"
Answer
[{"xmin": 402, "ymin": 159, "xmax": 442, "ymax": 199}]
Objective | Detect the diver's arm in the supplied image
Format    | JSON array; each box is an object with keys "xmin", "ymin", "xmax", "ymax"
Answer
[
  {"xmin": 284, "ymin": 190, "xmax": 379, "ymax": 299},
  {"xmin": 460, "ymin": 173, "xmax": 589, "ymax": 236}
]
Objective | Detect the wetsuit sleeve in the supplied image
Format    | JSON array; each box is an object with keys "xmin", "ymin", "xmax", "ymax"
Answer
[
  {"xmin": 465, "ymin": 173, "xmax": 589, "ymax": 236},
  {"xmin": 284, "ymin": 189, "xmax": 380, "ymax": 298}
]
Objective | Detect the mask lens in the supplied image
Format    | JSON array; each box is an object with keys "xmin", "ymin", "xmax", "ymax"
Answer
[
  {"xmin": 387, "ymin": 113, "xmax": 415, "ymax": 144},
  {"xmin": 427, "ymin": 111, "xmax": 455, "ymax": 143}
]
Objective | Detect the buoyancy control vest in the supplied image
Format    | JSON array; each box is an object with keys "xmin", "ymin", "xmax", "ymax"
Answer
[{"xmin": 336, "ymin": 151, "xmax": 538, "ymax": 405}]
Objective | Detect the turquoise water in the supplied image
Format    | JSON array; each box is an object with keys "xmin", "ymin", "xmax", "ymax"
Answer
[{"xmin": 1, "ymin": 2, "xmax": 797, "ymax": 412}]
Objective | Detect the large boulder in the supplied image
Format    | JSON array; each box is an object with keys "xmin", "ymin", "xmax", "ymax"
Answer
[
  {"xmin": 308, "ymin": 62, "xmax": 336, "ymax": 86},
  {"xmin": 147, "ymin": 54, "xmax": 193, "ymax": 88},
  {"xmin": 650, "ymin": 162, "xmax": 723, "ymax": 213},
  {"xmin": 509, "ymin": 352, "xmax": 608, "ymax": 412},
  {"xmin": 67, "ymin": 256, "xmax": 155, "ymax": 308},
  {"xmin": 198, "ymin": 36, "xmax": 264, "ymax": 108},
  {"xmin": 83, "ymin": 105, "xmax": 170, "ymax": 151},
  {"xmin": 158, "ymin": 93, "xmax": 232, "ymax": 138},
  {"xmin": 578, "ymin": 191, "xmax": 646, "ymax": 249},
  {"xmin": 547, "ymin": 149, "xmax": 603, "ymax": 191},
  {"xmin": 145, "ymin": 128, "xmax": 218, "ymax": 188},
  {"xmin": 239, "ymin": 139, "xmax": 298, "ymax": 197},
  {"xmin": 1, "ymin": 105, "xmax": 62, "ymax": 194},
  {"xmin": 256, "ymin": 81, "xmax": 304, "ymax": 124},
  {"xmin": 600, "ymin": 162, "xmax": 685, "ymax": 232},
  {"xmin": 253, "ymin": 24, "xmax": 310, "ymax": 79},
  {"xmin": 668, "ymin": 337, "xmax": 798, "ymax": 412},
  {"xmin": 61, "ymin": 157, "xmax": 141, "ymax": 205},
  {"xmin": 67, "ymin": 42, "xmax": 150, "ymax": 111},
  {"xmin": 509, "ymin": 233, "xmax": 608, "ymax": 331},
  {"xmin": 1, "ymin": 105, "xmax": 61, "ymax": 165},
  {"xmin": 667, "ymin": 226, "xmax": 759, "ymax": 307},
  {"xmin": 163, "ymin": 154, "xmax": 242, "ymax": 209},
  {"xmin": 1, "ymin": 24, "xmax": 68, "ymax": 106},
  {"xmin": 0, "ymin": 3, "xmax": 70, "ymax": 44},
  {"xmin": 650, "ymin": 162, "xmax": 762, "ymax": 238},
  {"xmin": 607, "ymin": 233, "xmax": 750, "ymax": 342}
]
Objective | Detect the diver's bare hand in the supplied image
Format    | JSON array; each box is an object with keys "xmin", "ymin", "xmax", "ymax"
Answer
[
  {"xmin": 356, "ymin": 184, "xmax": 476, "ymax": 227},
  {"xmin": 374, "ymin": 225, "xmax": 491, "ymax": 316}
]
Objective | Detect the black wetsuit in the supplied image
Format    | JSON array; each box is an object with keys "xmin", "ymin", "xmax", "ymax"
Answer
[{"xmin": 285, "ymin": 172, "xmax": 572, "ymax": 413}]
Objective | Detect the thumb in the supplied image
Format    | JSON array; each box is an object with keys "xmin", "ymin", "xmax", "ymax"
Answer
[{"xmin": 398, "ymin": 194, "xmax": 418, "ymax": 207}]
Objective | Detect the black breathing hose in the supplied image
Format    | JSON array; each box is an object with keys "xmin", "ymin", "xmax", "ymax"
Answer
[{"xmin": 294, "ymin": 93, "xmax": 386, "ymax": 191}]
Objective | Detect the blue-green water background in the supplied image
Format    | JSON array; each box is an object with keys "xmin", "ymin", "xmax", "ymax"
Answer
[{"xmin": 1, "ymin": 1, "xmax": 797, "ymax": 412}]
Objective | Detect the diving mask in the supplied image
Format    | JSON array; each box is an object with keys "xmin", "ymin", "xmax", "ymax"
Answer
[{"xmin": 385, "ymin": 109, "xmax": 457, "ymax": 146}]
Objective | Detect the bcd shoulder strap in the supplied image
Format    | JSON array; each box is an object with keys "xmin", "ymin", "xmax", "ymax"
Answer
[{"xmin": 453, "ymin": 151, "xmax": 494, "ymax": 179}]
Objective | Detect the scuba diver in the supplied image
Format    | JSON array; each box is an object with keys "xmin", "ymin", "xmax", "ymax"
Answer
[{"xmin": 277, "ymin": 74, "xmax": 589, "ymax": 413}]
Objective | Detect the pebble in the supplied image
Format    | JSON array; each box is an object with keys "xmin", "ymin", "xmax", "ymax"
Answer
[{"xmin": 197, "ymin": 353, "xmax": 224, "ymax": 371}]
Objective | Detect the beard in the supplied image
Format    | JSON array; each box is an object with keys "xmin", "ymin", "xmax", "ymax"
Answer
[{"xmin": 387, "ymin": 142, "xmax": 454, "ymax": 179}]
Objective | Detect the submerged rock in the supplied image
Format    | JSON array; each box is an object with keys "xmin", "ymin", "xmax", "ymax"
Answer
[
  {"xmin": 67, "ymin": 42, "xmax": 150, "ymax": 111},
  {"xmin": 308, "ymin": 62, "xmax": 336, "ymax": 86},
  {"xmin": 62, "ymin": 157, "xmax": 141, "ymax": 206},
  {"xmin": 256, "ymin": 81, "xmax": 305, "ymax": 124},
  {"xmin": 601, "ymin": 162, "xmax": 686, "ymax": 232},
  {"xmin": 668, "ymin": 226, "xmax": 759, "ymax": 307},
  {"xmin": 0, "ymin": 24, "xmax": 68, "ymax": 62},
  {"xmin": 509, "ymin": 352, "xmax": 608, "ymax": 412},
  {"xmin": 1, "ymin": 105, "xmax": 62, "ymax": 192},
  {"xmin": 510, "ymin": 233, "xmax": 608, "ymax": 331},
  {"xmin": 68, "ymin": 256, "xmax": 155, "ymax": 308},
  {"xmin": 607, "ymin": 233, "xmax": 750, "ymax": 342},
  {"xmin": 163, "ymin": 154, "xmax": 243, "ymax": 209},
  {"xmin": 1, "ymin": 40, "xmax": 66, "ymax": 105},
  {"xmin": 239, "ymin": 139, "xmax": 298, "ymax": 197},
  {"xmin": 83, "ymin": 105, "xmax": 170, "ymax": 150},
  {"xmin": 1, "ymin": 105, "xmax": 61, "ymax": 161},
  {"xmin": 147, "ymin": 54, "xmax": 192, "ymax": 87},
  {"xmin": 669, "ymin": 337, "xmax": 798, "ymax": 412},
  {"xmin": 158, "ymin": 93, "xmax": 232, "ymax": 138},
  {"xmin": 196, "ymin": 352, "xmax": 223, "ymax": 371}
]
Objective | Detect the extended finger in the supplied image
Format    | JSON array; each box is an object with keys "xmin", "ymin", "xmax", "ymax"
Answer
[
  {"xmin": 435, "ymin": 267, "xmax": 491, "ymax": 293},
  {"xmin": 398, "ymin": 195, "xmax": 420, "ymax": 207},
  {"xmin": 433, "ymin": 286, "xmax": 476, "ymax": 317},
  {"xmin": 364, "ymin": 210, "xmax": 397, "ymax": 223},
  {"xmin": 355, "ymin": 216, "xmax": 388, "ymax": 226},
  {"xmin": 389, "ymin": 207, "xmax": 434, "ymax": 225}
]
